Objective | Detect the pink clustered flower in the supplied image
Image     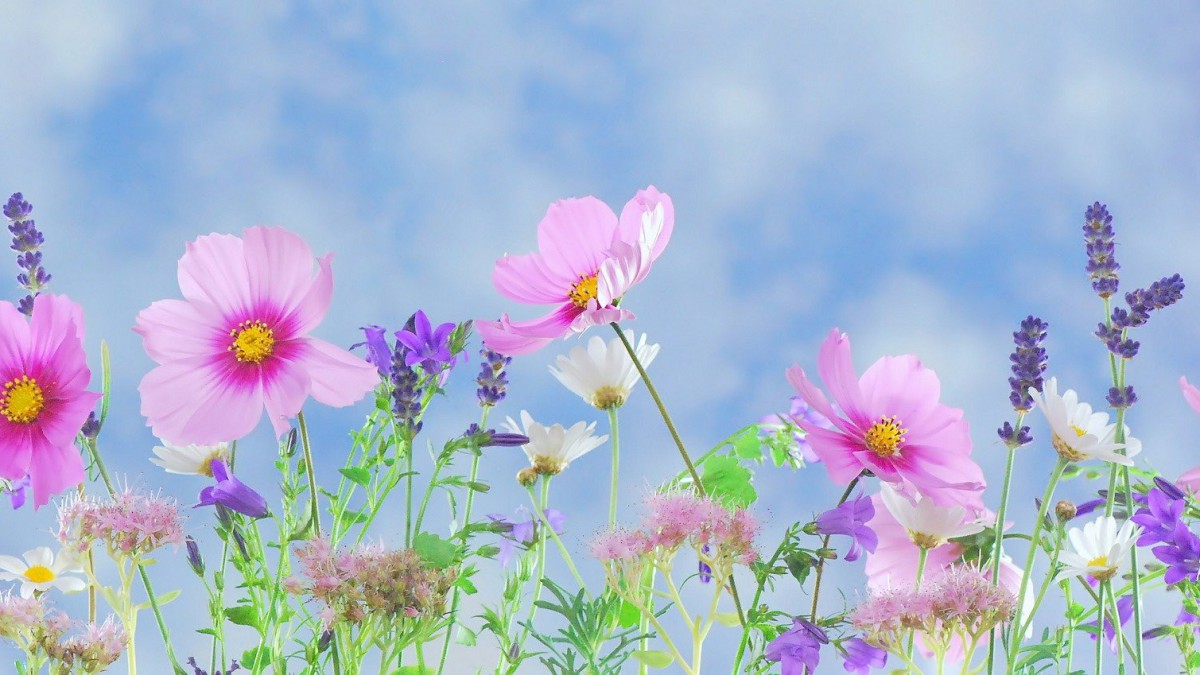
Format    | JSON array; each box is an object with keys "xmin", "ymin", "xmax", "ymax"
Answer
[
  {"xmin": 47, "ymin": 616, "xmax": 127, "ymax": 673},
  {"xmin": 287, "ymin": 538, "xmax": 456, "ymax": 629},
  {"xmin": 0, "ymin": 591, "xmax": 44, "ymax": 641},
  {"xmin": 0, "ymin": 592, "xmax": 124, "ymax": 673},
  {"xmin": 592, "ymin": 492, "xmax": 760, "ymax": 564},
  {"xmin": 851, "ymin": 565, "xmax": 1016, "ymax": 658},
  {"xmin": 56, "ymin": 489, "xmax": 186, "ymax": 558},
  {"xmin": 135, "ymin": 226, "xmax": 378, "ymax": 445}
]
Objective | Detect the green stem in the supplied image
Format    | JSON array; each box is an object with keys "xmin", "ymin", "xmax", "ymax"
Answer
[
  {"xmin": 608, "ymin": 407, "xmax": 620, "ymax": 528},
  {"xmin": 905, "ymin": 548, "xmax": 930, "ymax": 663},
  {"xmin": 986, "ymin": 413, "xmax": 1023, "ymax": 675},
  {"xmin": 807, "ymin": 474, "xmax": 864, "ymax": 623},
  {"xmin": 1063, "ymin": 580, "xmax": 1075, "ymax": 673},
  {"xmin": 297, "ymin": 411, "xmax": 321, "ymax": 537},
  {"xmin": 1095, "ymin": 582, "xmax": 1106, "ymax": 675},
  {"xmin": 513, "ymin": 478, "xmax": 552, "ymax": 658},
  {"xmin": 525, "ymin": 486, "xmax": 588, "ymax": 591},
  {"xmin": 730, "ymin": 523, "xmax": 801, "ymax": 674}
]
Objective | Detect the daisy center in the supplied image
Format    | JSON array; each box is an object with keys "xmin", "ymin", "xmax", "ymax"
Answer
[
  {"xmin": 1086, "ymin": 554, "xmax": 1109, "ymax": 568},
  {"xmin": 1070, "ymin": 425, "xmax": 1087, "ymax": 437},
  {"xmin": 590, "ymin": 385, "xmax": 627, "ymax": 411},
  {"xmin": 23, "ymin": 565, "xmax": 55, "ymax": 583},
  {"xmin": 229, "ymin": 321, "xmax": 275, "ymax": 364},
  {"xmin": 1, "ymin": 375, "xmax": 45, "ymax": 424},
  {"xmin": 568, "ymin": 274, "xmax": 599, "ymax": 309},
  {"xmin": 864, "ymin": 416, "xmax": 906, "ymax": 457}
]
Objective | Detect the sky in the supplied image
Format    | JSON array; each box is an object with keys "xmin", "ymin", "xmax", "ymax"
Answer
[{"xmin": 2, "ymin": 3, "xmax": 1199, "ymax": 673}]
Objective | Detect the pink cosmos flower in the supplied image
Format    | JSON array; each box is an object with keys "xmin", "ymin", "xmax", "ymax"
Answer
[
  {"xmin": 0, "ymin": 294, "xmax": 99, "ymax": 509},
  {"xmin": 1177, "ymin": 377, "xmax": 1200, "ymax": 493},
  {"xmin": 786, "ymin": 329, "xmax": 984, "ymax": 507},
  {"xmin": 135, "ymin": 226, "xmax": 378, "ymax": 444},
  {"xmin": 477, "ymin": 187, "xmax": 674, "ymax": 355}
]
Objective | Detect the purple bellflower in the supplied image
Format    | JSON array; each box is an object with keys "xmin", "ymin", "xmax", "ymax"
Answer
[
  {"xmin": 351, "ymin": 325, "xmax": 392, "ymax": 377},
  {"xmin": 196, "ymin": 459, "xmax": 269, "ymax": 519},
  {"xmin": 395, "ymin": 310, "xmax": 456, "ymax": 375},
  {"xmin": 814, "ymin": 492, "xmax": 876, "ymax": 562},
  {"xmin": 489, "ymin": 506, "xmax": 565, "ymax": 566},
  {"xmin": 841, "ymin": 637, "xmax": 887, "ymax": 674},
  {"xmin": 765, "ymin": 617, "xmax": 828, "ymax": 675},
  {"xmin": 4, "ymin": 474, "xmax": 29, "ymax": 510}
]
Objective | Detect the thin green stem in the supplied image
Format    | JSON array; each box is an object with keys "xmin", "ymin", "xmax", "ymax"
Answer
[
  {"xmin": 905, "ymin": 548, "xmax": 930, "ymax": 663},
  {"xmin": 608, "ymin": 407, "xmax": 620, "ymax": 528},
  {"xmin": 808, "ymin": 474, "xmax": 864, "ymax": 623},
  {"xmin": 297, "ymin": 411, "xmax": 321, "ymax": 537},
  {"xmin": 1095, "ymin": 582, "xmax": 1106, "ymax": 675},
  {"xmin": 525, "ymin": 486, "xmax": 588, "ymax": 590},
  {"xmin": 986, "ymin": 422, "xmax": 1021, "ymax": 675},
  {"xmin": 730, "ymin": 523, "xmax": 801, "ymax": 674},
  {"xmin": 513, "ymin": 478, "xmax": 552, "ymax": 658}
]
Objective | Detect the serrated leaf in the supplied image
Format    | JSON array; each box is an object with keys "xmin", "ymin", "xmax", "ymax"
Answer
[
  {"xmin": 225, "ymin": 605, "xmax": 259, "ymax": 629},
  {"xmin": 338, "ymin": 466, "xmax": 371, "ymax": 487},
  {"xmin": 701, "ymin": 455, "xmax": 757, "ymax": 508},
  {"xmin": 632, "ymin": 650, "xmax": 674, "ymax": 669},
  {"xmin": 732, "ymin": 428, "xmax": 763, "ymax": 461},
  {"xmin": 413, "ymin": 532, "xmax": 460, "ymax": 568}
]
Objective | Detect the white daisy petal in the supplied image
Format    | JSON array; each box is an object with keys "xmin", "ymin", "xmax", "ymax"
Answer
[
  {"xmin": 508, "ymin": 410, "xmax": 608, "ymax": 475},
  {"xmin": 548, "ymin": 330, "xmax": 659, "ymax": 410}
]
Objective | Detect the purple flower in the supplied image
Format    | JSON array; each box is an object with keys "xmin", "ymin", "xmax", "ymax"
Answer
[
  {"xmin": 187, "ymin": 657, "xmax": 240, "ymax": 675},
  {"xmin": 395, "ymin": 310, "xmax": 456, "ymax": 375},
  {"xmin": 1131, "ymin": 487, "xmax": 1186, "ymax": 546},
  {"xmin": 759, "ymin": 396, "xmax": 832, "ymax": 464},
  {"xmin": 1087, "ymin": 594, "xmax": 1133, "ymax": 653},
  {"xmin": 196, "ymin": 459, "xmax": 269, "ymax": 519},
  {"xmin": 1004, "ymin": 315, "xmax": 1049, "ymax": 412},
  {"xmin": 350, "ymin": 325, "xmax": 392, "ymax": 376},
  {"xmin": 464, "ymin": 423, "xmax": 528, "ymax": 448},
  {"xmin": 1153, "ymin": 522, "xmax": 1200, "ymax": 585},
  {"xmin": 1083, "ymin": 202, "xmax": 1119, "ymax": 299},
  {"xmin": 5, "ymin": 474, "xmax": 29, "ymax": 510},
  {"xmin": 841, "ymin": 637, "xmax": 886, "ymax": 674},
  {"xmin": 765, "ymin": 617, "xmax": 827, "ymax": 675},
  {"xmin": 814, "ymin": 492, "xmax": 876, "ymax": 562},
  {"xmin": 488, "ymin": 506, "xmax": 565, "ymax": 566},
  {"xmin": 698, "ymin": 543, "xmax": 712, "ymax": 583},
  {"xmin": 4, "ymin": 192, "xmax": 51, "ymax": 316}
]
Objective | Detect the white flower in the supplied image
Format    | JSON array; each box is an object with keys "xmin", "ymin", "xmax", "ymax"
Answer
[
  {"xmin": 880, "ymin": 483, "xmax": 985, "ymax": 550},
  {"xmin": 504, "ymin": 410, "xmax": 609, "ymax": 475},
  {"xmin": 1060, "ymin": 516, "xmax": 1141, "ymax": 581},
  {"xmin": 548, "ymin": 331, "xmax": 660, "ymax": 410},
  {"xmin": 1029, "ymin": 377, "xmax": 1138, "ymax": 465},
  {"xmin": 0, "ymin": 547, "xmax": 86, "ymax": 597},
  {"xmin": 150, "ymin": 442, "xmax": 229, "ymax": 477}
]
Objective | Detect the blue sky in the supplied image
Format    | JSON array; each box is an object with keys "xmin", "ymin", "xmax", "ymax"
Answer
[{"xmin": 2, "ymin": 3, "xmax": 1199, "ymax": 673}]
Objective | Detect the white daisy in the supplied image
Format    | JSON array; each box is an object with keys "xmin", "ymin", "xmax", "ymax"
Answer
[
  {"xmin": 150, "ymin": 441, "xmax": 229, "ymax": 477},
  {"xmin": 0, "ymin": 547, "xmax": 86, "ymax": 597},
  {"xmin": 1028, "ymin": 377, "xmax": 1138, "ymax": 465},
  {"xmin": 880, "ymin": 483, "xmax": 985, "ymax": 550},
  {"xmin": 504, "ymin": 410, "xmax": 608, "ymax": 476},
  {"xmin": 548, "ymin": 331, "xmax": 660, "ymax": 410},
  {"xmin": 1060, "ymin": 516, "xmax": 1141, "ymax": 581}
]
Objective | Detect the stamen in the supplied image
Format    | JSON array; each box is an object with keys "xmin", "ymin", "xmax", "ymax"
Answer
[
  {"xmin": 0, "ymin": 375, "xmax": 45, "ymax": 424},
  {"xmin": 863, "ymin": 416, "xmax": 907, "ymax": 458},
  {"xmin": 229, "ymin": 320, "xmax": 276, "ymax": 364},
  {"xmin": 568, "ymin": 275, "xmax": 599, "ymax": 309}
]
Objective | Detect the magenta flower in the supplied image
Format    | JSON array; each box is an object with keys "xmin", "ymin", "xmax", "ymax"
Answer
[
  {"xmin": 477, "ymin": 186, "xmax": 674, "ymax": 355},
  {"xmin": 0, "ymin": 294, "xmax": 99, "ymax": 508},
  {"xmin": 787, "ymin": 329, "xmax": 984, "ymax": 507},
  {"xmin": 135, "ymin": 226, "xmax": 379, "ymax": 444}
]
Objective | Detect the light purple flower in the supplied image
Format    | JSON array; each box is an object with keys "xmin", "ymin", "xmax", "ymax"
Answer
[
  {"xmin": 841, "ymin": 637, "xmax": 886, "ymax": 674},
  {"xmin": 699, "ymin": 543, "xmax": 712, "ymax": 583},
  {"xmin": 1087, "ymin": 594, "xmax": 1133, "ymax": 653},
  {"xmin": 350, "ymin": 325, "xmax": 392, "ymax": 376},
  {"xmin": 1153, "ymin": 522, "xmax": 1200, "ymax": 585},
  {"xmin": 765, "ymin": 617, "xmax": 827, "ymax": 675},
  {"xmin": 814, "ymin": 492, "xmax": 877, "ymax": 562},
  {"xmin": 196, "ymin": 459, "xmax": 268, "ymax": 519},
  {"xmin": 5, "ymin": 474, "xmax": 29, "ymax": 510},
  {"xmin": 488, "ymin": 506, "xmax": 565, "ymax": 566},
  {"xmin": 1131, "ymin": 486, "xmax": 1185, "ymax": 546},
  {"xmin": 759, "ymin": 396, "xmax": 832, "ymax": 464},
  {"xmin": 395, "ymin": 311, "xmax": 456, "ymax": 374}
]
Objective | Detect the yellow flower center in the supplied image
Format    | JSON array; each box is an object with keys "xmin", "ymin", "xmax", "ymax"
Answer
[
  {"xmin": 1071, "ymin": 425, "xmax": 1087, "ymax": 437},
  {"xmin": 1085, "ymin": 554, "xmax": 1119, "ymax": 581},
  {"xmin": 909, "ymin": 531, "xmax": 944, "ymax": 550},
  {"xmin": 1, "ymin": 375, "xmax": 45, "ymax": 424},
  {"xmin": 23, "ymin": 565, "xmax": 54, "ymax": 584},
  {"xmin": 229, "ymin": 321, "xmax": 275, "ymax": 364},
  {"xmin": 863, "ymin": 416, "xmax": 906, "ymax": 458},
  {"xmin": 1051, "ymin": 425, "xmax": 1089, "ymax": 462},
  {"xmin": 568, "ymin": 274, "xmax": 599, "ymax": 309},
  {"xmin": 589, "ymin": 385, "xmax": 626, "ymax": 411}
]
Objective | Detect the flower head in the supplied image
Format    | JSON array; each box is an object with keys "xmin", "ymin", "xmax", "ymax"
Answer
[
  {"xmin": 841, "ymin": 637, "xmax": 887, "ymax": 674},
  {"xmin": 476, "ymin": 348, "xmax": 511, "ymax": 407},
  {"xmin": 786, "ymin": 329, "xmax": 984, "ymax": 507},
  {"xmin": 1083, "ymin": 202, "xmax": 1120, "ymax": 298},
  {"xmin": 0, "ymin": 547, "xmax": 85, "ymax": 597},
  {"xmin": 4, "ymin": 193, "xmax": 52, "ymax": 316},
  {"xmin": 0, "ymin": 294, "xmax": 100, "ymax": 508},
  {"xmin": 394, "ymin": 311, "xmax": 457, "ymax": 375},
  {"xmin": 488, "ymin": 506, "xmax": 565, "ymax": 566},
  {"xmin": 1006, "ymin": 316, "xmax": 1049, "ymax": 411},
  {"xmin": 196, "ymin": 459, "xmax": 269, "ymax": 519},
  {"xmin": 151, "ymin": 442, "xmax": 229, "ymax": 477},
  {"xmin": 135, "ymin": 226, "xmax": 378, "ymax": 444},
  {"xmin": 477, "ymin": 187, "xmax": 674, "ymax": 355},
  {"xmin": 548, "ymin": 330, "xmax": 659, "ymax": 410},
  {"xmin": 350, "ymin": 325, "xmax": 391, "ymax": 377},
  {"xmin": 57, "ymin": 489, "xmax": 186, "ymax": 558},
  {"xmin": 1060, "ymin": 516, "xmax": 1141, "ymax": 582},
  {"xmin": 503, "ymin": 410, "xmax": 607, "ymax": 476},
  {"xmin": 1028, "ymin": 377, "xmax": 1137, "ymax": 465},
  {"xmin": 814, "ymin": 492, "xmax": 876, "ymax": 562},
  {"xmin": 878, "ymin": 484, "xmax": 984, "ymax": 550},
  {"xmin": 765, "ymin": 617, "xmax": 827, "ymax": 675}
]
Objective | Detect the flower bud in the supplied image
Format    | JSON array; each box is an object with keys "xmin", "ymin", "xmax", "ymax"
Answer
[
  {"xmin": 1055, "ymin": 500, "xmax": 1077, "ymax": 522},
  {"xmin": 816, "ymin": 547, "xmax": 838, "ymax": 560},
  {"xmin": 185, "ymin": 536, "xmax": 204, "ymax": 576},
  {"xmin": 516, "ymin": 467, "xmax": 538, "ymax": 487}
]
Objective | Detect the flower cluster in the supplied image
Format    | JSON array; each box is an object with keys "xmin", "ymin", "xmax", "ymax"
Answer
[
  {"xmin": 1083, "ymin": 201, "xmax": 1119, "ymax": 298},
  {"xmin": 45, "ymin": 617, "xmax": 127, "ymax": 674},
  {"xmin": 287, "ymin": 538, "xmax": 457, "ymax": 629},
  {"xmin": 56, "ymin": 489, "xmax": 186, "ymax": 559},
  {"xmin": 1005, "ymin": 315, "xmax": 1049, "ymax": 413},
  {"xmin": 0, "ymin": 592, "xmax": 124, "ymax": 673},
  {"xmin": 1132, "ymin": 479, "xmax": 1200, "ymax": 584},
  {"xmin": 3, "ymin": 193, "xmax": 51, "ymax": 317}
]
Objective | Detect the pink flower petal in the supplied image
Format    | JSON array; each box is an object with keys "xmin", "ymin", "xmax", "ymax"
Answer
[
  {"xmin": 536, "ymin": 197, "xmax": 618, "ymax": 281},
  {"xmin": 816, "ymin": 329, "xmax": 870, "ymax": 427},
  {"xmin": 26, "ymin": 430, "xmax": 83, "ymax": 509},
  {"xmin": 596, "ymin": 242, "xmax": 651, "ymax": 305},
  {"xmin": 134, "ymin": 298, "xmax": 225, "ymax": 363},
  {"xmin": 493, "ymin": 252, "xmax": 573, "ymax": 304},
  {"xmin": 858, "ymin": 355, "xmax": 941, "ymax": 426},
  {"xmin": 243, "ymin": 226, "xmax": 319, "ymax": 314},
  {"xmin": 0, "ymin": 301, "xmax": 31, "ymax": 375},
  {"xmin": 177, "ymin": 233, "xmax": 253, "ymax": 322},
  {"xmin": 804, "ymin": 427, "xmax": 870, "ymax": 484},
  {"xmin": 294, "ymin": 338, "xmax": 377, "ymax": 409},
  {"xmin": 476, "ymin": 318, "xmax": 555, "ymax": 356},
  {"xmin": 1182, "ymin": 376, "xmax": 1200, "ymax": 415},
  {"xmin": 140, "ymin": 357, "xmax": 264, "ymax": 445},
  {"xmin": 262, "ymin": 357, "xmax": 312, "ymax": 437},
  {"xmin": 616, "ymin": 186, "xmax": 674, "ymax": 261},
  {"xmin": 0, "ymin": 424, "xmax": 32, "ymax": 479}
]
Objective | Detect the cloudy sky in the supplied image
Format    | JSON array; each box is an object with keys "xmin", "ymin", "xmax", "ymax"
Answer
[{"xmin": 2, "ymin": 3, "xmax": 1198, "ymax": 673}]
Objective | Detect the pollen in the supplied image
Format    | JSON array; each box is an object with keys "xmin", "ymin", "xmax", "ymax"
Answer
[
  {"xmin": 568, "ymin": 274, "xmax": 599, "ymax": 309},
  {"xmin": 23, "ymin": 565, "xmax": 54, "ymax": 583},
  {"xmin": 1085, "ymin": 554, "xmax": 1118, "ymax": 581},
  {"xmin": 229, "ymin": 320, "xmax": 275, "ymax": 364},
  {"xmin": 1, "ymin": 375, "xmax": 45, "ymax": 424},
  {"xmin": 863, "ymin": 416, "xmax": 906, "ymax": 458}
]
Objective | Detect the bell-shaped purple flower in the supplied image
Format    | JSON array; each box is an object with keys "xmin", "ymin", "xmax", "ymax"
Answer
[
  {"xmin": 488, "ymin": 506, "xmax": 565, "ymax": 566},
  {"xmin": 841, "ymin": 637, "xmax": 886, "ymax": 674},
  {"xmin": 351, "ymin": 325, "xmax": 393, "ymax": 376},
  {"xmin": 196, "ymin": 459, "xmax": 268, "ymax": 519},
  {"xmin": 814, "ymin": 492, "xmax": 876, "ymax": 562},
  {"xmin": 395, "ymin": 310, "xmax": 456, "ymax": 375},
  {"xmin": 5, "ymin": 474, "xmax": 29, "ymax": 510},
  {"xmin": 765, "ymin": 617, "xmax": 827, "ymax": 675}
]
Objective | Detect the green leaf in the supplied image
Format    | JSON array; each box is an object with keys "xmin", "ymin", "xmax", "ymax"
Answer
[
  {"xmin": 701, "ymin": 455, "xmax": 757, "ymax": 508},
  {"xmin": 338, "ymin": 466, "xmax": 371, "ymax": 487},
  {"xmin": 413, "ymin": 532, "xmax": 460, "ymax": 568},
  {"xmin": 241, "ymin": 646, "xmax": 273, "ymax": 669},
  {"xmin": 731, "ymin": 428, "xmax": 763, "ymax": 461},
  {"xmin": 617, "ymin": 599, "xmax": 641, "ymax": 628},
  {"xmin": 632, "ymin": 650, "xmax": 674, "ymax": 669},
  {"xmin": 225, "ymin": 605, "xmax": 260, "ymax": 629},
  {"xmin": 391, "ymin": 667, "xmax": 435, "ymax": 675},
  {"xmin": 455, "ymin": 625, "xmax": 478, "ymax": 647},
  {"xmin": 338, "ymin": 508, "xmax": 369, "ymax": 528},
  {"xmin": 195, "ymin": 628, "xmax": 217, "ymax": 637},
  {"xmin": 784, "ymin": 551, "xmax": 815, "ymax": 586},
  {"xmin": 713, "ymin": 612, "xmax": 741, "ymax": 627}
]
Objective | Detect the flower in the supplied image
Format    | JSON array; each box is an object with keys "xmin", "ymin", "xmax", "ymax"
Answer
[
  {"xmin": 57, "ymin": 489, "xmax": 186, "ymax": 558},
  {"xmin": 196, "ymin": 459, "xmax": 269, "ymax": 519},
  {"xmin": 4, "ymin": 474, "xmax": 29, "ymax": 510},
  {"xmin": 841, "ymin": 637, "xmax": 887, "ymax": 674},
  {"xmin": 0, "ymin": 547, "xmax": 85, "ymax": 597},
  {"xmin": 487, "ymin": 506, "xmax": 565, "ymax": 566},
  {"xmin": 4, "ymin": 192, "xmax": 52, "ymax": 316},
  {"xmin": 476, "ymin": 348, "xmax": 512, "ymax": 407},
  {"xmin": 765, "ymin": 617, "xmax": 827, "ymax": 675},
  {"xmin": 1005, "ymin": 315, "xmax": 1049, "ymax": 412},
  {"xmin": 350, "ymin": 325, "xmax": 391, "ymax": 377},
  {"xmin": 1152, "ymin": 522, "xmax": 1200, "ymax": 585},
  {"xmin": 0, "ymin": 294, "xmax": 100, "ymax": 508},
  {"xmin": 548, "ymin": 330, "xmax": 659, "ymax": 410},
  {"xmin": 759, "ymin": 396, "xmax": 832, "ymax": 464},
  {"xmin": 814, "ymin": 492, "xmax": 876, "ymax": 562},
  {"xmin": 786, "ymin": 329, "xmax": 984, "ymax": 507},
  {"xmin": 1060, "ymin": 516, "xmax": 1141, "ymax": 581},
  {"xmin": 134, "ymin": 226, "xmax": 378, "ymax": 444},
  {"xmin": 1182, "ymin": 375, "xmax": 1200, "ymax": 415},
  {"xmin": 1083, "ymin": 202, "xmax": 1120, "ymax": 299},
  {"xmin": 1087, "ymin": 594, "xmax": 1134, "ymax": 653},
  {"xmin": 1131, "ymin": 486, "xmax": 1186, "ymax": 547},
  {"xmin": 394, "ymin": 310, "xmax": 457, "ymax": 375},
  {"xmin": 477, "ymin": 186, "xmax": 674, "ymax": 355},
  {"xmin": 878, "ymin": 484, "xmax": 984, "ymax": 550},
  {"xmin": 1028, "ymin": 377, "xmax": 1137, "ymax": 465},
  {"xmin": 150, "ymin": 442, "xmax": 229, "ymax": 477},
  {"xmin": 503, "ymin": 410, "xmax": 608, "ymax": 476}
]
